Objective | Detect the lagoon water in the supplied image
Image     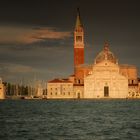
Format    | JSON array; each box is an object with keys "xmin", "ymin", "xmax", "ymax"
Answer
[{"xmin": 0, "ymin": 99, "xmax": 140, "ymax": 140}]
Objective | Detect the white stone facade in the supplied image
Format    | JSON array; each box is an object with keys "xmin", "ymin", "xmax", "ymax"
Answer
[
  {"xmin": 73, "ymin": 85, "xmax": 84, "ymax": 98},
  {"xmin": 47, "ymin": 79, "xmax": 74, "ymax": 99},
  {"xmin": 84, "ymin": 60, "xmax": 128, "ymax": 98},
  {"xmin": 0, "ymin": 78, "xmax": 5, "ymax": 99}
]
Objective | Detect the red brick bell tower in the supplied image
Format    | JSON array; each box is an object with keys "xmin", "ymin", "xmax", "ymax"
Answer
[{"xmin": 74, "ymin": 8, "xmax": 84, "ymax": 73}]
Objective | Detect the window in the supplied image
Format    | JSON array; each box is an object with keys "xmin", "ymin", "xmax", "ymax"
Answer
[
  {"xmin": 78, "ymin": 79, "xmax": 80, "ymax": 84},
  {"xmin": 55, "ymin": 92, "xmax": 57, "ymax": 95},
  {"xmin": 76, "ymin": 36, "xmax": 82, "ymax": 42},
  {"xmin": 104, "ymin": 86, "xmax": 109, "ymax": 97},
  {"xmin": 50, "ymin": 92, "xmax": 52, "ymax": 95}
]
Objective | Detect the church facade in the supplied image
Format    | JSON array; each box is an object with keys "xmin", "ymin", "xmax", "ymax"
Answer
[{"xmin": 47, "ymin": 9, "xmax": 140, "ymax": 99}]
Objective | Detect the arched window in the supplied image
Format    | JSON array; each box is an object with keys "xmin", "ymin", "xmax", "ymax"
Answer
[
  {"xmin": 78, "ymin": 79, "xmax": 80, "ymax": 84},
  {"xmin": 76, "ymin": 36, "xmax": 82, "ymax": 42}
]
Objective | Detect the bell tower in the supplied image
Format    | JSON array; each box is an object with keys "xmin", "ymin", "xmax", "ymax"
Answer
[{"xmin": 74, "ymin": 8, "xmax": 84, "ymax": 73}]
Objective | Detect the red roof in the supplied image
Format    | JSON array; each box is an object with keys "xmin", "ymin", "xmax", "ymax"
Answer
[
  {"xmin": 48, "ymin": 78, "xmax": 72, "ymax": 83},
  {"xmin": 69, "ymin": 74, "xmax": 75, "ymax": 77},
  {"xmin": 128, "ymin": 84, "xmax": 138, "ymax": 86},
  {"xmin": 74, "ymin": 84, "xmax": 84, "ymax": 86}
]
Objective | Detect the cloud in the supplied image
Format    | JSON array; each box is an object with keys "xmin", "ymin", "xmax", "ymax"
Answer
[
  {"xmin": 0, "ymin": 25, "xmax": 72, "ymax": 44},
  {"xmin": 9, "ymin": 65, "xmax": 34, "ymax": 73},
  {"xmin": 33, "ymin": 28, "xmax": 72, "ymax": 40},
  {"xmin": 0, "ymin": 62, "xmax": 70, "ymax": 83},
  {"xmin": 0, "ymin": 63, "xmax": 35, "ymax": 73},
  {"xmin": 0, "ymin": 63, "xmax": 39, "ymax": 83}
]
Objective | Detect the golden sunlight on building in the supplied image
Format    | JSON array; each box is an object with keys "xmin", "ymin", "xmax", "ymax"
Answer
[
  {"xmin": 47, "ymin": 9, "xmax": 140, "ymax": 99},
  {"xmin": 47, "ymin": 79, "xmax": 73, "ymax": 99},
  {"xmin": 0, "ymin": 78, "xmax": 5, "ymax": 99}
]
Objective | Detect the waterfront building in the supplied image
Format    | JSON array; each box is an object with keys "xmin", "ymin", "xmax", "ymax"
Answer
[
  {"xmin": 0, "ymin": 78, "xmax": 5, "ymax": 99},
  {"xmin": 84, "ymin": 44, "xmax": 128, "ymax": 98},
  {"xmin": 47, "ymin": 79, "xmax": 73, "ymax": 99},
  {"xmin": 47, "ymin": 9, "xmax": 140, "ymax": 99}
]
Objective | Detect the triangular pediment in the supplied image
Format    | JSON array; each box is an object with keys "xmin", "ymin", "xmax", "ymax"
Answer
[{"xmin": 94, "ymin": 60, "xmax": 118, "ymax": 67}]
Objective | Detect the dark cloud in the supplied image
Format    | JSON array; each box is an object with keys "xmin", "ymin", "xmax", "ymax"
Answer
[
  {"xmin": 0, "ymin": 0, "xmax": 140, "ymax": 82},
  {"xmin": 0, "ymin": 25, "xmax": 72, "ymax": 45}
]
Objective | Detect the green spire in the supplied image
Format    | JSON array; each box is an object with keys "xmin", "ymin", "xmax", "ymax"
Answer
[{"xmin": 75, "ymin": 8, "xmax": 83, "ymax": 28}]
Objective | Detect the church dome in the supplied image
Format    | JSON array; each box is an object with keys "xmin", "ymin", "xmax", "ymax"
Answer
[{"xmin": 95, "ymin": 43, "xmax": 118, "ymax": 64}]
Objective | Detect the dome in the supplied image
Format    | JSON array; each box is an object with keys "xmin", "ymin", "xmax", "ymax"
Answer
[{"xmin": 95, "ymin": 43, "xmax": 118, "ymax": 64}]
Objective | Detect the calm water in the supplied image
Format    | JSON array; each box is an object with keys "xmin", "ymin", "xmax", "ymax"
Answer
[{"xmin": 0, "ymin": 99, "xmax": 140, "ymax": 140}]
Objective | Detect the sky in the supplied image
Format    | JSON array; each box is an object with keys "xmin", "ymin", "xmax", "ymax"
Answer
[{"xmin": 0, "ymin": 0, "xmax": 140, "ymax": 83}]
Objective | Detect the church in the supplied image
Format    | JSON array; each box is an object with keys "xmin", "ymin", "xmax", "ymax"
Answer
[{"xmin": 47, "ymin": 9, "xmax": 140, "ymax": 99}]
